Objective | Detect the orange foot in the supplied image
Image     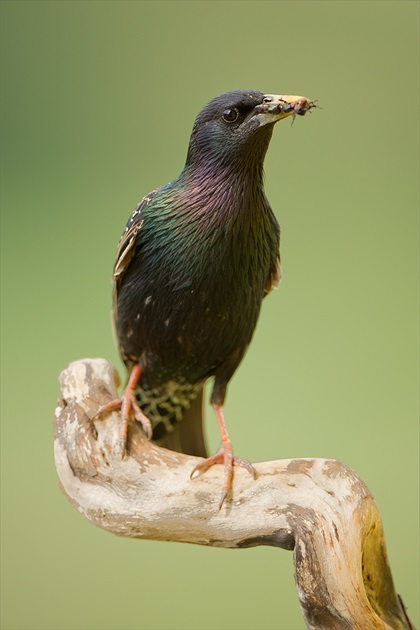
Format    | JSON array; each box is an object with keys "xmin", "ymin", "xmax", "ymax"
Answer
[
  {"xmin": 190, "ymin": 403, "xmax": 257, "ymax": 509},
  {"xmin": 92, "ymin": 364, "xmax": 152, "ymax": 457}
]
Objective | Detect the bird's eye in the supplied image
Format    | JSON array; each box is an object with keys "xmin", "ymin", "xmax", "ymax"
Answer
[{"xmin": 222, "ymin": 108, "xmax": 239, "ymax": 123}]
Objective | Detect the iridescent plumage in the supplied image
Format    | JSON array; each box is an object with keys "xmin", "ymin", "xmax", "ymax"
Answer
[{"xmin": 95, "ymin": 90, "xmax": 315, "ymax": 506}]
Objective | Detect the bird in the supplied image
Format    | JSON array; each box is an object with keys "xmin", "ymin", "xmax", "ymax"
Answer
[{"xmin": 94, "ymin": 90, "xmax": 315, "ymax": 508}]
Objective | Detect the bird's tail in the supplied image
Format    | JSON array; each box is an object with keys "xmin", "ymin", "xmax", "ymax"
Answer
[
  {"xmin": 156, "ymin": 386, "xmax": 207, "ymax": 457},
  {"xmin": 136, "ymin": 384, "xmax": 207, "ymax": 457}
]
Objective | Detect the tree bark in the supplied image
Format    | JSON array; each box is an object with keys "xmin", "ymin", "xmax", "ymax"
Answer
[{"xmin": 54, "ymin": 358, "xmax": 414, "ymax": 630}]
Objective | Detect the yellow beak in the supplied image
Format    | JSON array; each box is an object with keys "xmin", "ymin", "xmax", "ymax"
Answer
[{"xmin": 255, "ymin": 93, "xmax": 315, "ymax": 125}]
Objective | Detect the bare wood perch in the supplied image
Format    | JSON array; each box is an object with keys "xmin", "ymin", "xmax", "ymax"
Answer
[{"xmin": 54, "ymin": 358, "xmax": 414, "ymax": 630}]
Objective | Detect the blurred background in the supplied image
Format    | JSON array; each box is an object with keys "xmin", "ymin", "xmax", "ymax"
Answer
[{"xmin": 1, "ymin": 1, "xmax": 418, "ymax": 628}]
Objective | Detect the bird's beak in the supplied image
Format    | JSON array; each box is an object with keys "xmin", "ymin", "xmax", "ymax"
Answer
[{"xmin": 254, "ymin": 94, "xmax": 316, "ymax": 126}]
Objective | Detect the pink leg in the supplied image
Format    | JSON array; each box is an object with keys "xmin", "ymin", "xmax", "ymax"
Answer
[
  {"xmin": 190, "ymin": 404, "xmax": 257, "ymax": 509},
  {"xmin": 93, "ymin": 364, "xmax": 152, "ymax": 457}
]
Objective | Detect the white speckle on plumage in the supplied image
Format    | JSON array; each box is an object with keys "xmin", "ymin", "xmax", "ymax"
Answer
[
  {"xmin": 145, "ymin": 296, "xmax": 152, "ymax": 305},
  {"xmin": 164, "ymin": 319, "xmax": 170, "ymax": 327}
]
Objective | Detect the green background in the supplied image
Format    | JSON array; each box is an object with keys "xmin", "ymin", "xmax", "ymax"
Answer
[{"xmin": 1, "ymin": 1, "xmax": 418, "ymax": 628}]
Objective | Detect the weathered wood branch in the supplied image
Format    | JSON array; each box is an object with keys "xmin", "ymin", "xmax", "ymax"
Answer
[{"xmin": 54, "ymin": 358, "xmax": 414, "ymax": 630}]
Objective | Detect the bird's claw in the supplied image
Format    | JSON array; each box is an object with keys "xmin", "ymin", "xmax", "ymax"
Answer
[
  {"xmin": 129, "ymin": 398, "xmax": 153, "ymax": 440},
  {"xmin": 191, "ymin": 443, "xmax": 257, "ymax": 510},
  {"xmin": 93, "ymin": 388, "xmax": 153, "ymax": 457}
]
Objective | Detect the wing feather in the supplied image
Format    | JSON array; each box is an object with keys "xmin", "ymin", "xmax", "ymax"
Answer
[
  {"xmin": 111, "ymin": 188, "xmax": 160, "ymax": 339},
  {"xmin": 264, "ymin": 254, "xmax": 282, "ymax": 297}
]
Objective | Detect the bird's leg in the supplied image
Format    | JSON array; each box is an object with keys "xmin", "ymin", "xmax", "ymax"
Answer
[
  {"xmin": 93, "ymin": 364, "xmax": 152, "ymax": 457},
  {"xmin": 190, "ymin": 404, "xmax": 257, "ymax": 509}
]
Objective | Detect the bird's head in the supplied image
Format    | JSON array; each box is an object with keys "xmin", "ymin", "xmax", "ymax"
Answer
[{"xmin": 185, "ymin": 90, "xmax": 315, "ymax": 173}]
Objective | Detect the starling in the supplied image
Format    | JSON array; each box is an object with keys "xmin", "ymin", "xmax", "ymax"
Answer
[{"xmin": 95, "ymin": 90, "xmax": 315, "ymax": 508}]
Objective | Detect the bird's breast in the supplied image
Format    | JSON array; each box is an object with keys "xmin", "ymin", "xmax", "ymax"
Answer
[{"xmin": 116, "ymin": 197, "xmax": 278, "ymax": 384}]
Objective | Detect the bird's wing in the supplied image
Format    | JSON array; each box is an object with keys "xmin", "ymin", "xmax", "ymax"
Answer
[
  {"xmin": 111, "ymin": 189, "xmax": 208, "ymax": 458},
  {"xmin": 264, "ymin": 254, "xmax": 282, "ymax": 297},
  {"xmin": 112, "ymin": 188, "xmax": 159, "ymax": 338}
]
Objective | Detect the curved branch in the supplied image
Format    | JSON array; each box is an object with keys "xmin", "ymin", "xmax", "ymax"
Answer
[{"xmin": 54, "ymin": 358, "xmax": 414, "ymax": 630}]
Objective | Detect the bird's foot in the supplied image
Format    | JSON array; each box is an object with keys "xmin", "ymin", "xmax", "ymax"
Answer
[
  {"xmin": 190, "ymin": 440, "xmax": 257, "ymax": 510},
  {"xmin": 92, "ymin": 365, "xmax": 152, "ymax": 457}
]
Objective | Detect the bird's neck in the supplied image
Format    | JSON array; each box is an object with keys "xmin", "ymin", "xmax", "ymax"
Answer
[
  {"xmin": 179, "ymin": 147, "xmax": 271, "ymax": 221},
  {"xmin": 182, "ymin": 124, "xmax": 273, "ymax": 194},
  {"xmin": 169, "ymin": 126, "xmax": 275, "ymax": 231},
  {"xmin": 181, "ymin": 158, "xmax": 264, "ymax": 197}
]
